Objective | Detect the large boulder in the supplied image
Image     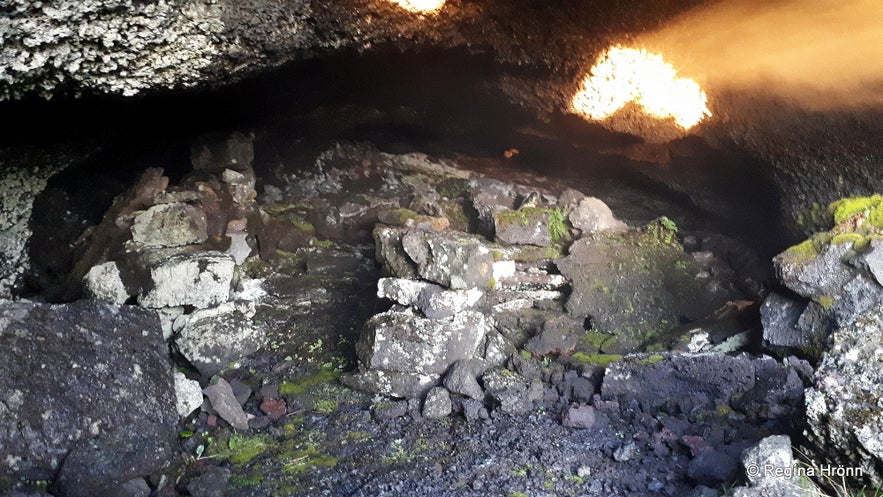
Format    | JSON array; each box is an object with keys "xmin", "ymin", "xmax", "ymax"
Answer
[
  {"xmin": 0, "ymin": 300, "xmax": 177, "ymax": 484},
  {"xmin": 355, "ymin": 307, "xmax": 491, "ymax": 377},
  {"xmin": 137, "ymin": 251, "xmax": 235, "ymax": 309},
  {"xmin": 805, "ymin": 307, "xmax": 883, "ymax": 486},
  {"xmin": 557, "ymin": 222, "xmax": 740, "ymax": 351},
  {"xmin": 601, "ymin": 353, "xmax": 755, "ymax": 415},
  {"xmin": 602, "ymin": 353, "xmax": 807, "ymax": 420}
]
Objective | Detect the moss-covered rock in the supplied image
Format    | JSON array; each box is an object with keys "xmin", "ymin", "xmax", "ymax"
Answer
[
  {"xmin": 494, "ymin": 207, "xmax": 570, "ymax": 247},
  {"xmin": 557, "ymin": 224, "xmax": 742, "ymax": 353}
]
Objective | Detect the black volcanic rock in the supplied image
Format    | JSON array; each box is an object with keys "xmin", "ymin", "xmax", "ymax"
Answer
[{"xmin": 0, "ymin": 300, "xmax": 177, "ymax": 486}]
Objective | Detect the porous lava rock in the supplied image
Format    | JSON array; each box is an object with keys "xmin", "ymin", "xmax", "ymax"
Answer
[{"xmin": 0, "ymin": 300, "xmax": 177, "ymax": 484}]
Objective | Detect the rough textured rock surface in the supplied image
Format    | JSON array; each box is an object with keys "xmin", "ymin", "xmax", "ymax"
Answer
[
  {"xmin": 0, "ymin": 300, "xmax": 177, "ymax": 480},
  {"xmin": 0, "ymin": 0, "xmax": 310, "ymax": 99},
  {"xmin": 174, "ymin": 299, "xmax": 262, "ymax": 377},
  {"xmin": 356, "ymin": 307, "xmax": 490, "ymax": 376},
  {"xmin": 137, "ymin": 251, "xmax": 235, "ymax": 309},
  {"xmin": 55, "ymin": 424, "xmax": 171, "ymax": 497},
  {"xmin": 401, "ymin": 230, "xmax": 495, "ymax": 290},
  {"xmin": 130, "ymin": 202, "xmax": 208, "ymax": 248},
  {"xmin": 82, "ymin": 260, "xmax": 130, "ymax": 304},
  {"xmin": 568, "ymin": 197, "xmax": 627, "ymax": 235},
  {"xmin": 173, "ymin": 371, "xmax": 204, "ymax": 418},
  {"xmin": 730, "ymin": 435, "xmax": 815, "ymax": 497},
  {"xmin": 558, "ymin": 226, "xmax": 741, "ymax": 351},
  {"xmin": 602, "ymin": 353, "xmax": 755, "ymax": 414},
  {"xmin": 805, "ymin": 307, "xmax": 883, "ymax": 486},
  {"xmin": 602, "ymin": 353, "xmax": 806, "ymax": 422},
  {"xmin": 0, "ymin": 158, "xmax": 67, "ymax": 298}
]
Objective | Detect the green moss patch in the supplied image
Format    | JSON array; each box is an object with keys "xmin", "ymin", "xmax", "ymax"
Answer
[
  {"xmin": 279, "ymin": 367, "xmax": 342, "ymax": 396},
  {"xmin": 281, "ymin": 444, "xmax": 339, "ymax": 475},
  {"xmin": 830, "ymin": 195, "xmax": 883, "ymax": 225},
  {"xmin": 570, "ymin": 352, "xmax": 623, "ymax": 367}
]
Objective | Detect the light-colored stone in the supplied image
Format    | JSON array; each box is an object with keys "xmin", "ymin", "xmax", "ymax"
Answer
[
  {"xmin": 226, "ymin": 232, "xmax": 252, "ymax": 265},
  {"xmin": 174, "ymin": 300, "xmax": 262, "ymax": 377},
  {"xmin": 83, "ymin": 261, "xmax": 130, "ymax": 304},
  {"xmin": 356, "ymin": 307, "xmax": 491, "ymax": 376},
  {"xmin": 340, "ymin": 370, "xmax": 439, "ymax": 399},
  {"xmin": 401, "ymin": 230, "xmax": 495, "ymax": 290},
  {"xmin": 157, "ymin": 306, "xmax": 185, "ymax": 341},
  {"xmin": 203, "ymin": 377, "xmax": 250, "ymax": 431},
  {"xmin": 730, "ymin": 435, "xmax": 820, "ymax": 497},
  {"xmin": 138, "ymin": 252, "xmax": 234, "ymax": 309},
  {"xmin": 377, "ymin": 278, "xmax": 431, "ymax": 306},
  {"xmin": 130, "ymin": 203, "xmax": 208, "ymax": 248},
  {"xmin": 568, "ymin": 197, "xmax": 627, "ymax": 234},
  {"xmin": 173, "ymin": 371, "xmax": 203, "ymax": 418},
  {"xmin": 805, "ymin": 308, "xmax": 883, "ymax": 486},
  {"xmin": 0, "ymin": 162, "xmax": 65, "ymax": 298},
  {"xmin": 415, "ymin": 285, "xmax": 483, "ymax": 319},
  {"xmin": 422, "ymin": 387, "xmax": 452, "ymax": 419}
]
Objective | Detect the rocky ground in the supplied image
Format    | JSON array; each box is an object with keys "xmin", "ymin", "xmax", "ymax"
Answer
[{"xmin": 5, "ymin": 127, "xmax": 880, "ymax": 497}]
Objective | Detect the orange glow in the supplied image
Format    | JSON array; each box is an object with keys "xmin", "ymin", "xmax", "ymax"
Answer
[
  {"xmin": 571, "ymin": 46, "xmax": 711, "ymax": 129},
  {"xmin": 387, "ymin": 0, "xmax": 446, "ymax": 14}
]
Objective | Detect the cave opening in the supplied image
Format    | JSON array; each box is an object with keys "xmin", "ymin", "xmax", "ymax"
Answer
[{"xmin": 12, "ymin": 47, "xmax": 788, "ymax": 301}]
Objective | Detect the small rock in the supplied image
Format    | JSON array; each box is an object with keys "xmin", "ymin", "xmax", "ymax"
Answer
[
  {"xmin": 562, "ymin": 404, "xmax": 596, "ymax": 429},
  {"xmin": 774, "ymin": 242, "xmax": 854, "ymax": 299},
  {"xmin": 460, "ymin": 398, "xmax": 486, "ymax": 422},
  {"xmin": 342, "ymin": 370, "xmax": 438, "ymax": 399},
  {"xmin": 260, "ymin": 397, "xmax": 287, "ymax": 421},
  {"xmin": 687, "ymin": 448, "xmax": 740, "ymax": 487},
  {"xmin": 494, "ymin": 207, "xmax": 557, "ymax": 247},
  {"xmin": 372, "ymin": 400, "xmax": 410, "ymax": 421},
  {"xmin": 203, "ymin": 377, "xmax": 250, "ymax": 431},
  {"xmin": 228, "ymin": 378, "xmax": 253, "ymax": 405},
  {"xmin": 119, "ymin": 478, "xmax": 152, "ymax": 497},
  {"xmin": 423, "ymin": 387, "xmax": 453, "ymax": 419},
  {"xmin": 356, "ymin": 307, "xmax": 490, "ymax": 376},
  {"xmin": 524, "ymin": 315, "xmax": 584, "ymax": 356},
  {"xmin": 83, "ymin": 261, "xmax": 130, "ymax": 304},
  {"xmin": 740, "ymin": 435, "xmax": 794, "ymax": 486},
  {"xmin": 401, "ymin": 230, "xmax": 495, "ymax": 289},
  {"xmin": 187, "ymin": 465, "xmax": 231, "ymax": 497},
  {"xmin": 482, "ymin": 368, "xmax": 543, "ymax": 415},
  {"xmin": 377, "ymin": 277, "xmax": 431, "ymax": 306},
  {"xmin": 760, "ymin": 293, "xmax": 808, "ymax": 349},
  {"xmin": 559, "ymin": 188, "xmax": 586, "ymax": 205},
  {"xmin": 568, "ymin": 197, "xmax": 627, "ymax": 234},
  {"xmin": 378, "ymin": 208, "xmax": 449, "ymax": 231},
  {"xmin": 248, "ymin": 415, "xmax": 271, "ymax": 430},
  {"xmin": 174, "ymin": 371, "xmax": 204, "ymax": 418},
  {"xmin": 373, "ymin": 226, "xmax": 419, "ymax": 279},
  {"xmin": 613, "ymin": 442, "xmax": 638, "ymax": 462},
  {"xmin": 443, "ymin": 359, "xmax": 488, "ymax": 400}
]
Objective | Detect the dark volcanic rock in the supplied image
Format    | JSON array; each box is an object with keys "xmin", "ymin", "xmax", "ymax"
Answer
[
  {"xmin": 55, "ymin": 425, "xmax": 172, "ymax": 497},
  {"xmin": 0, "ymin": 300, "xmax": 177, "ymax": 482},
  {"xmin": 558, "ymin": 225, "xmax": 740, "ymax": 351},
  {"xmin": 601, "ymin": 353, "xmax": 755, "ymax": 415},
  {"xmin": 805, "ymin": 307, "xmax": 883, "ymax": 486}
]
